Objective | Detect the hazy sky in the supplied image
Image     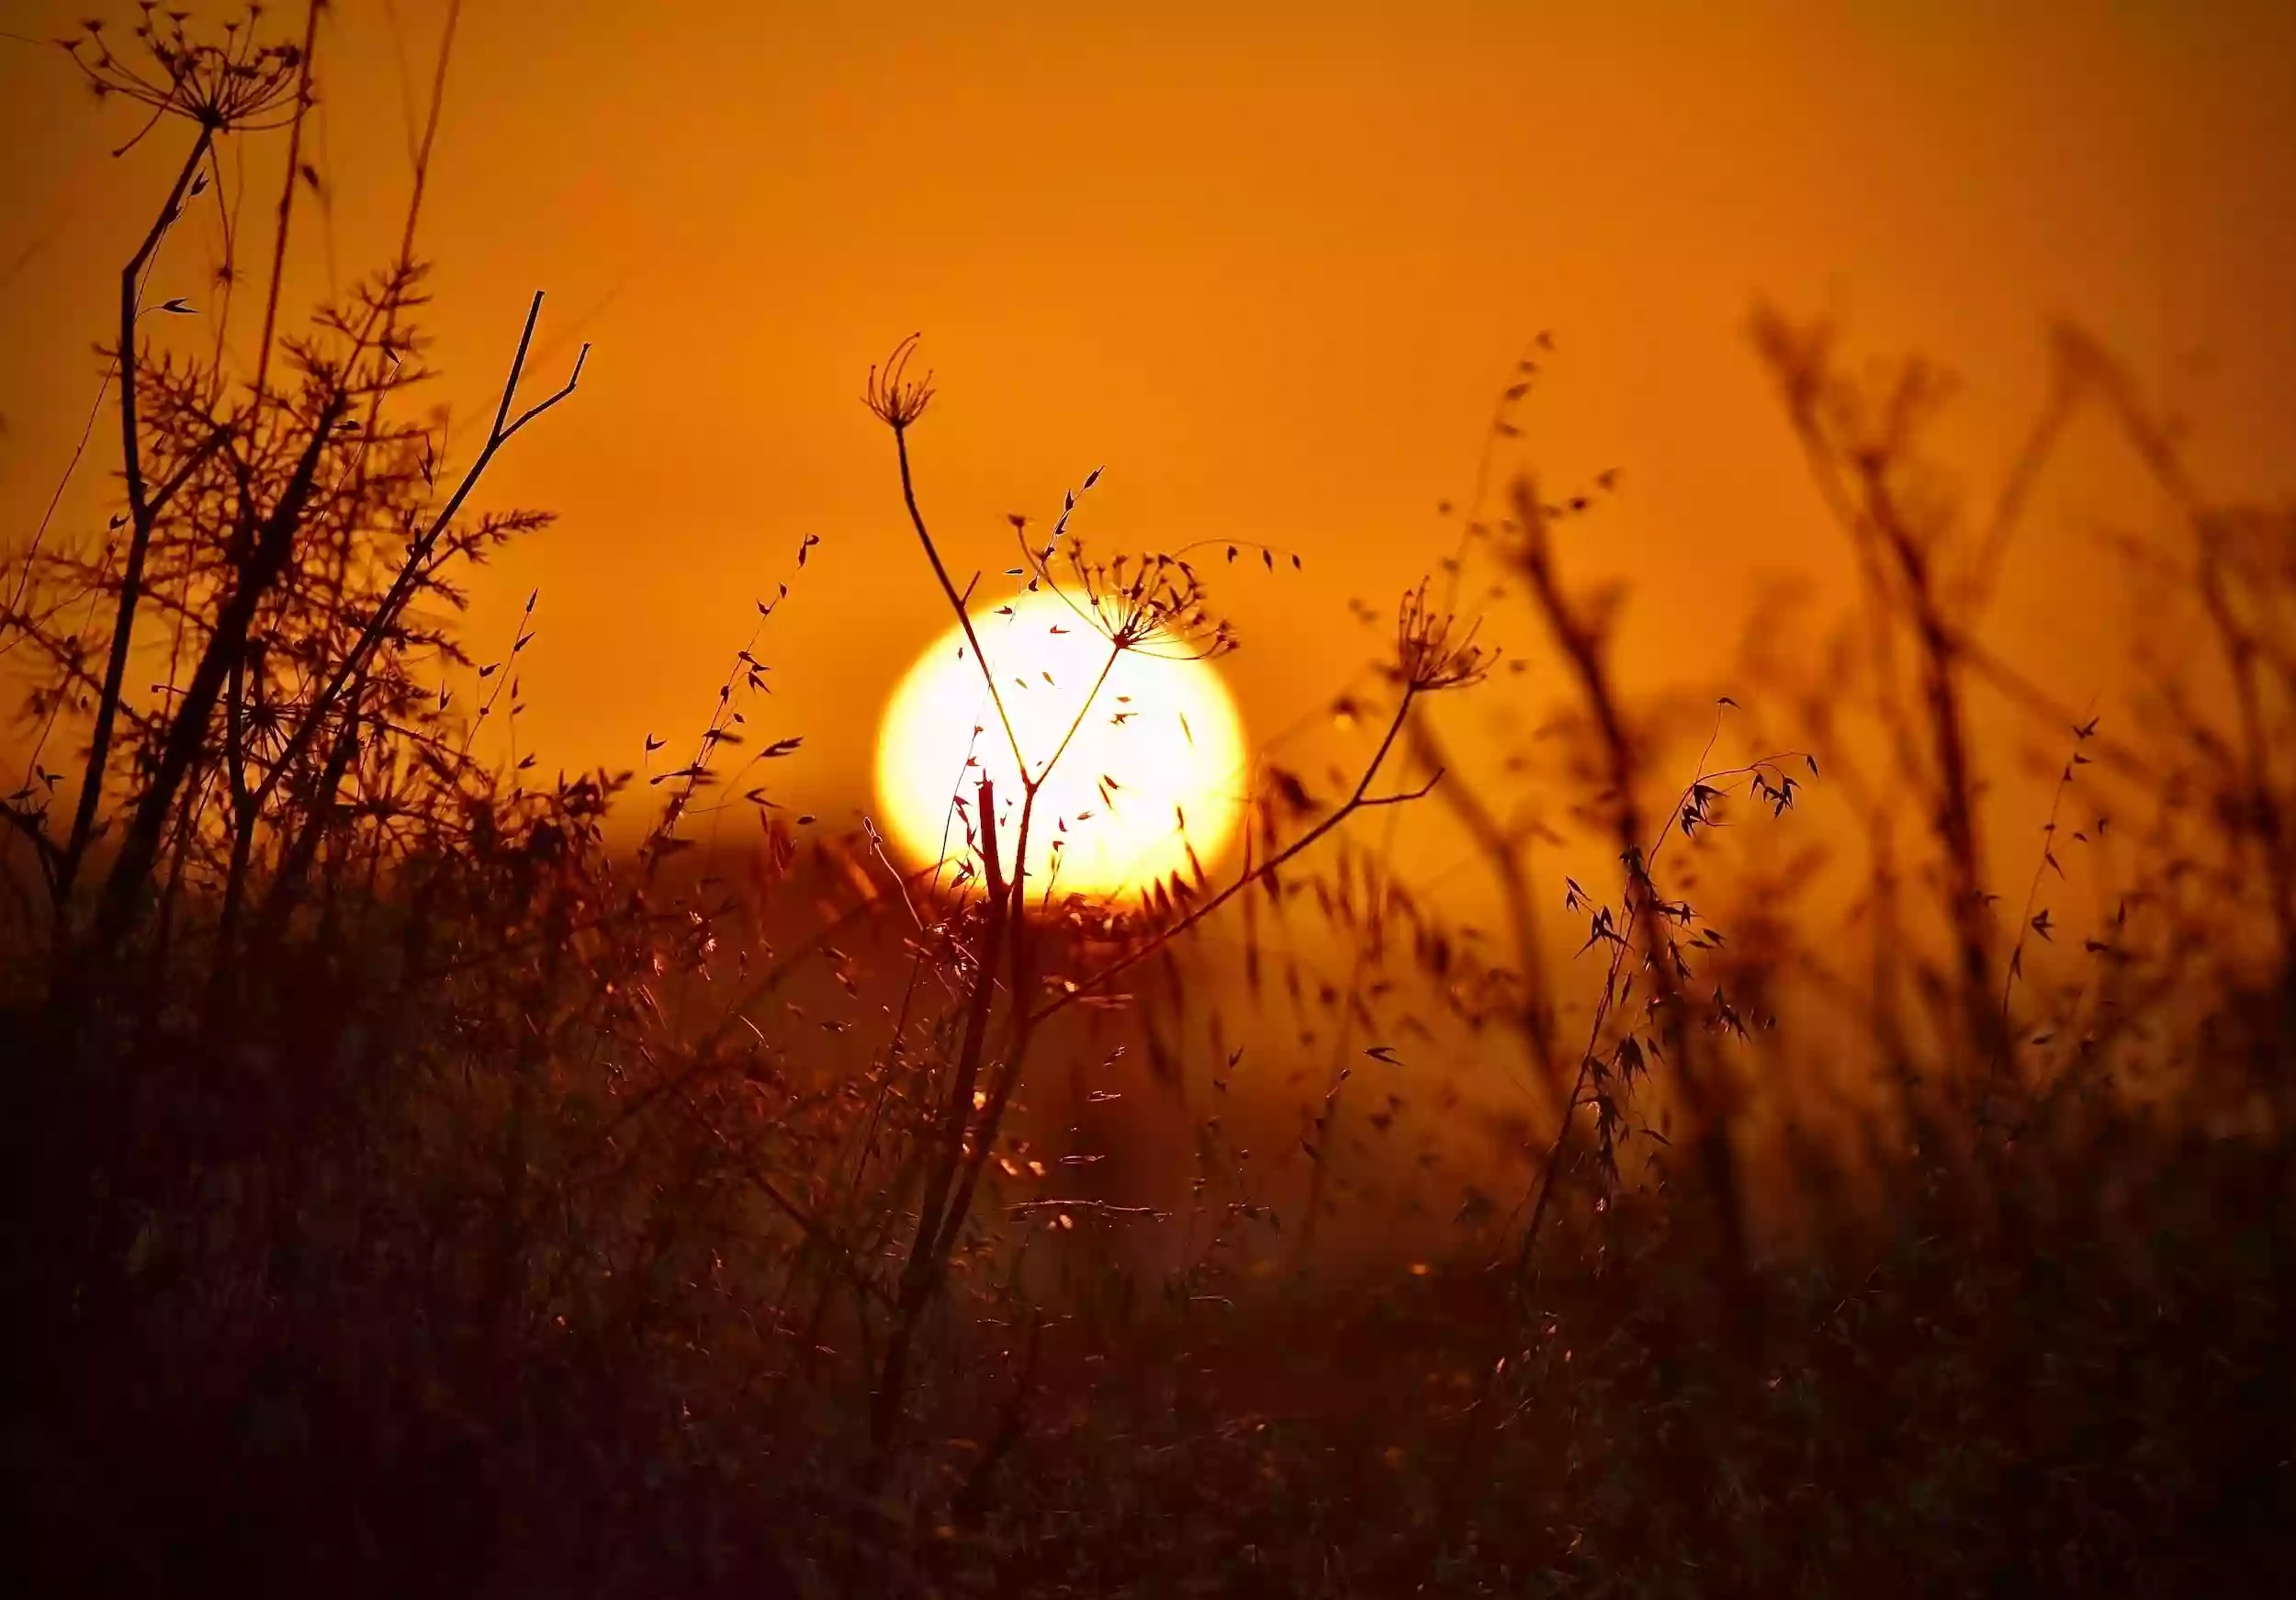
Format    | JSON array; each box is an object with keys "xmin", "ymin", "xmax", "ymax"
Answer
[{"xmin": 5, "ymin": 0, "xmax": 2291, "ymax": 886}]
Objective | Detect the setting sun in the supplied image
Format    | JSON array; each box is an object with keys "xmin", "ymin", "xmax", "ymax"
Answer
[
  {"xmin": 873, "ymin": 589, "xmax": 1247, "ymax": 901},
  {"xmin": 10, "ymin": 1, "xmax": 2293, "ymax": 1584}
]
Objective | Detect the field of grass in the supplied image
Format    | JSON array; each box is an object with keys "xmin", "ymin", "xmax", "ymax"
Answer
[{"xmin": 5, "ymin": 11, "xmax": 2292, "ymax": 1596}]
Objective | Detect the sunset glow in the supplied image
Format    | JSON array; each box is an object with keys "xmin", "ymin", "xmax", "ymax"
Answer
[
  {"xmin": 873, "ymin": 590, "xmax": 1247, "ymax": 901},
  {"xmin": 7, "ymin": 2, "xmax": 2295, "ymax": 1583}
]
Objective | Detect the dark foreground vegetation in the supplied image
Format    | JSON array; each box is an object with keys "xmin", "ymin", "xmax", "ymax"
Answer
[{"xmin": 6, "ymin": 11, "xmax": 2291, "ymax": 1595}]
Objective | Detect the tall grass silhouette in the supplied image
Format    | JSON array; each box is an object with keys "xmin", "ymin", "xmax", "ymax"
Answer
[{"xmin": 5, "ymin": 9, "xmax": 2292, "ymax": 1596}]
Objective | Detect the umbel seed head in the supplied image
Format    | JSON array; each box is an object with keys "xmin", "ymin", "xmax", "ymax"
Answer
[
  {"xmin": 864, "ymin": 332, "xmax": 936, "ymax": 430},
  {"xmin": 65, "ymin": 6, "xmax": 306, "ymax": 142}
]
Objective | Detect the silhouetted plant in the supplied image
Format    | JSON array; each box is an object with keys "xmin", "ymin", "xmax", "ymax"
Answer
[{"xmin": 6, "ymin": 15, "xmax": 2294, "ymax": 1594}]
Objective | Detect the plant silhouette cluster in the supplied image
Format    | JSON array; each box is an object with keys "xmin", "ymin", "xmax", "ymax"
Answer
[{"xmin": 5, "ymin": 13, "xmax": 2293, "ymax": 1598}]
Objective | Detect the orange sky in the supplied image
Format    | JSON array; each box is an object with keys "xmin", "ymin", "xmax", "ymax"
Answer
[{"xmin": 5, "ymin": 0, "xmax": 2293, "ymax": 902}]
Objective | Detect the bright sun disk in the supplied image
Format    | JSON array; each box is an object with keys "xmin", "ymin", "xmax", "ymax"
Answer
[{"xmin": 874, "ymin": 590, "xmax": 1248, "ymax": 902}]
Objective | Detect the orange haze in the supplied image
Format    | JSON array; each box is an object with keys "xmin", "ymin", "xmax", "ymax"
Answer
[{"xmin": 5, "ymin": 0, "xmax": 2293, "ymax": 913}]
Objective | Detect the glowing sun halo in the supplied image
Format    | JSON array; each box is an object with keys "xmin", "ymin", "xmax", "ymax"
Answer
[{"xmin": 874, "ymin": 591, "xmax": 1248, "ymax": 902}]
